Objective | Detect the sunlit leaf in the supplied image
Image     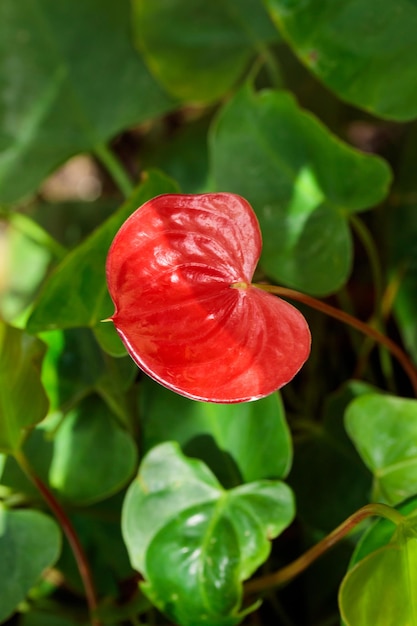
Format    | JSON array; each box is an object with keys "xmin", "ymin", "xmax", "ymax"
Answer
[
  {"xmin": 122, "ymin": 442, "xmax": 294, "ymax": 626},
  {"xmin": 210, "ymin": 84, "xmax": 391, "ymax": 295}
]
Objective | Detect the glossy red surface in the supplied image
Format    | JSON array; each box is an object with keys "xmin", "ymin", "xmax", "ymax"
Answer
[{"xmin": 106, "ymin": 193, "xmax": 310, "ymax": 402}]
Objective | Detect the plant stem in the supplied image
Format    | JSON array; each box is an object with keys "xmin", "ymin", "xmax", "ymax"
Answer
[
  {"xmin": 244, "ymin": 503, "xmax": 403, "ymax": 595},
  {"xmin": 94, "ymin": 142, "xmax": 135, "ymax": 199},
  {"xmin": 254, "ymin": 283, "xmax": 417, "ymax": 396},
  {"xmin": 15, "ymin": 451, "xmax": 101, "ymax": 626}
]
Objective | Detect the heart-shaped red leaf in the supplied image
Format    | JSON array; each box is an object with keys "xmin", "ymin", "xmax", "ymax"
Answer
[{"xmin": 106, "ymin": 193, "xmax": 310, "ymax": 403}]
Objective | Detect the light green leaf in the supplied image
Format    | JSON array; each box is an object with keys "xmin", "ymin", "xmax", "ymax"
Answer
[
  {"xmin": 264, "ymin": 0, "xmax": 417, "ymax": 121},
  {"xmin": 132, "ymin": 0, "xmax": 279, "ymax": 102},
  {"xmin": 210, "ymin": 84, "xmax": 391, "ymax": 295},
  {"xmin": 122, "ymin": 442, "xmax": 294, "ymax": 626},
  {"xmin": 0, "ymin": 0, "xmax": 175, "ymax": 203},
  {"xmin": 0, "ymin": 507, "xmax": 61, "ymax": 623},
  {"xmin": 140, "ymin": 378, "xmax": 292, "ymax": 486},
  {"xmin": 0, "ymin": 322, "xmax": 49, "ymax": 453},
  {"xmin": 26, "ymin": 170, "xmax": 179, "ymax": 334},
  {"xmin": 345, "ymin": 394, "xmax": 417, "ymax": 505},
  {"xmin": 340, "ymin": 510, "xmax": 417, "ymax": 626}
]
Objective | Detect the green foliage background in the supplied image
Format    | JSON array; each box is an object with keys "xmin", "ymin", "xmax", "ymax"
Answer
[{"xmin": 1, "ymin": 1, "xmax": 417, "ymax": 625}]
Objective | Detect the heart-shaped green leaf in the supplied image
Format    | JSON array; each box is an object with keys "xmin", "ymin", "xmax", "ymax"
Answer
[
  {"xmin": 210, "ymin": 84, "xmax": 391, "ymax": 295},
  {"xmin": 132, "ymin": 0, "xmax": 279, "ymax": 102},
  {"xmin": 0, "ymin": 0, "xmax": 175, "ymax": 203},
  {"xmin": 345, "ymin": 394, "xmax": 417, "ymax": 505},
  {"xmin": 122, "ymin": 442, "xmax": 294, "ymax": 625},
  {"xmin": 0, "ymin": 506, "xmax": 61, "ymax": 623},
  {"xmin": 0, "ymin": 322, "xmax": 49, "ymax": 453},
  {"xmin": 264, "ymin": 0, "xmax": 417, "ymax": 121},
  {"xmin": 26, "ymin": 171, "xmax": 179, "ymax": 335}
]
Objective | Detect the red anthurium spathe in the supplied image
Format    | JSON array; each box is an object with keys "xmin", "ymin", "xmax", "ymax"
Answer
[{"xmin": 106, "ymin": 193, "xmax": 310, "ymax": 403}]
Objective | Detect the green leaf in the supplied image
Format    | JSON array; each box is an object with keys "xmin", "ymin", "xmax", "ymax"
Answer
[
  {"xmin": 345, "ymin": 394, "xmax": 417, "ymax": 505},
  {"xmin": 122, "ymin": 442, "xmax": 294, "ymax": 626},
  {"xmin": 2, "ymin": 397, "xmax": 137, "ymax": 506},
  {"xmin": 0, "ymin": 322, "xmax": 49, "ymax": 453},
  {"xmin": 140, "ymin": 378, "xmax": 292, "ymax": 486},
  {"xmin": 132, "ymin": 0, "xmax": 279, "ymax": 102},
  {"xmin": 210, "ymin": 84, "xmax": 391, "ymax": 295},
  {"xmin": 0, "ymin": 0, "xmax": 175, "ymax": 203},
  {"xmin": 339, "ymin": 507, "xmax": 417, "ymax": 626},
  {"xmin": 48, "ymin": 395, "xmax": 137, "ymax": 505},
  {"xmin": 26, "ymin": 170, "xmax": 179, "ymax": 333},
  {"xmin": 0, "ymin": 506, "xmax": 61, "ymax": 623},
  {"xmin": 264, "ymin": 0, "xmax": 417, "ymax": 121}
]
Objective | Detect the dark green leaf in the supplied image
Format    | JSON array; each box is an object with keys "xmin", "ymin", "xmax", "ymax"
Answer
[
  {"xmin": 2, "ymin": 396, "xmax": 137, "ymax": 506},
  {"xmin": 132, "ymin": 0, "xmax": 279, "ymax": 102},
  {"xmin": 48, "ymin": 395, "xmax": 137, "ymax": 504},
  {"xmin": 0, "ymin": 322, "xmax": 49, "ymax": 453},
  {"xmin": 264, "ymin": 0, "xmax": 417, "ymax": 121},
  {"xmin": 345, "ymin": 393, "xmax": 417, "ymax": 506},
  {"xmin": 123, "ymin": 442, "xmax": 294, "ymax": 625},
  {"xmin": 140, "ymin": 378, "xmax": 292, "ymax": 486},
  {"xmin": 26, "ymin": 170, "xmax": 179, "ymax": 333},
  {"xmin": 0, "ymin": 507, "xmax": 61, "ymax": 623},
  {"xmin": 0, "ymin": 0, "xmax": 175, "ymax": 203},
  {"xmin": 210, "ymin": 84, "xmax": 391, "ymax": 294}
]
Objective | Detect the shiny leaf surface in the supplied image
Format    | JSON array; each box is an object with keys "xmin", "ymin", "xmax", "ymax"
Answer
[
  {"xmin": 122, "ymin": 442, "xmax": 295, "ymax": 626},
  {"xmin": 106, "ymin": 192, "xmax": 311, "ymax": 403}
]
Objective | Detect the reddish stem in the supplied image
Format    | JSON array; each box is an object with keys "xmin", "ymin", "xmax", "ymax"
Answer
[
  {"xmin": 16, "ymin": 452, "xmax": 100, "ymax": 626},
  {"xmin": 244, "ymin": 503, "xmax": 403, "ymax": 595},
  {"xmin": 254, "ymin": 284, "xmax": 417, "ymax": 397}
]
